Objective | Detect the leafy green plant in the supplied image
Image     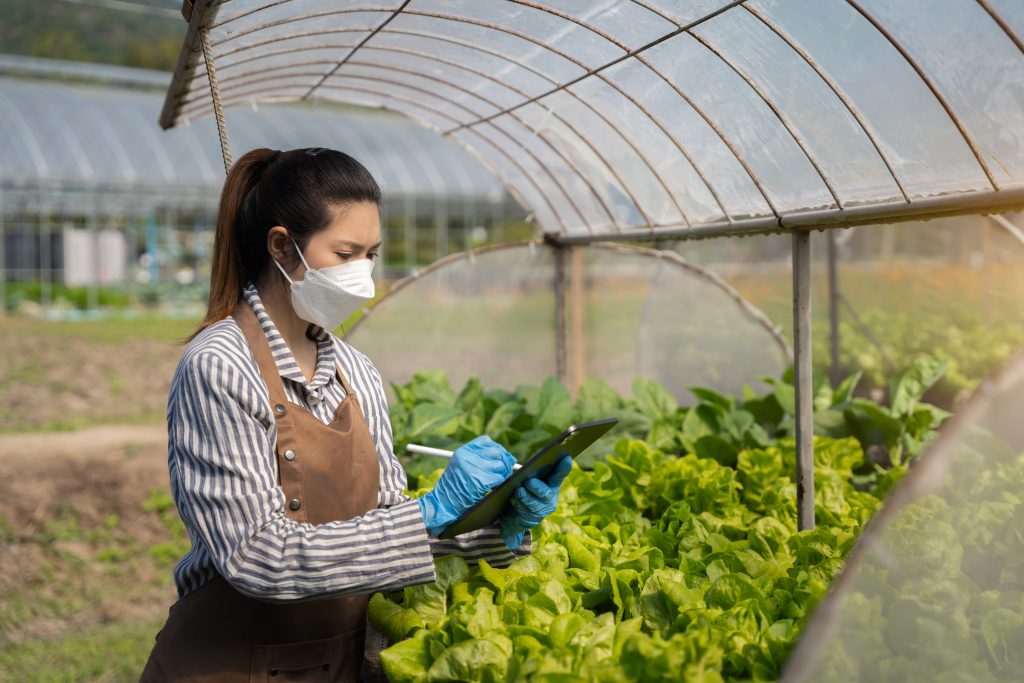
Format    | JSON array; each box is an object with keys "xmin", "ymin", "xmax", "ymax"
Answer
[{"xmin": 373, "ymin": 436, "xmax": 876, "ymax": 682}]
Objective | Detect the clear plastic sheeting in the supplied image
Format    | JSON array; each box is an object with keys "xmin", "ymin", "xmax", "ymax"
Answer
[
  {"xmin": 781, "ymin": 351, "xmax": 1024, "ymax": 683},
  {"xmin": 0, "ymin": 69, "xmax": 511, "ymax": 205},
  {"xmin": 162, "ymin": 0, "xmax": 1024, "ymax": 240},
  {"xmin": 345, "ymin": 242, "xmax": 789, "ymax": 402},
  {"xmin": 581, "ymin": 245, "xmax": 790, "ymax": 401},
  {"xmin": 347, "ymin": 244, "xmax": 559, "ymax": 396}
]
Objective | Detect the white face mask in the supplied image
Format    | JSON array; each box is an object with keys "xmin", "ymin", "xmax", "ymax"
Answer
[{"xmin": 273, "ymin": 238, "xmax": 376, "ymax": 331}]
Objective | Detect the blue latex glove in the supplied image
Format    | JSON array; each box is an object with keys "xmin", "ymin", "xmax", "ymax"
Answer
[
  {"xmin": 418, "ymin": 435, "xmax": 516, "ymax": 536},
  {"xmin": 499, "ymin": 454, "xmax": 573, "ymax": 550}
]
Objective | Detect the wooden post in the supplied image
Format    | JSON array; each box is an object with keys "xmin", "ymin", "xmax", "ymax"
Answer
[{"xmin": 792, "ymin": 230, "xmax": 815, "ymax": 531}]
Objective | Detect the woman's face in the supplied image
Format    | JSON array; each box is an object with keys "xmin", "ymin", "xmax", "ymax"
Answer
[{"xmin": 269, "ymin": 201, "xmax": 382, "ymax": 280}]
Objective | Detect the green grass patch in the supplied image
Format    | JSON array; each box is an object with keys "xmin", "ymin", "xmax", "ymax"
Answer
[
  {"xmin": 3, "ymin": 316, "xmax": 197, "ymax": 345},
  {"xmin": 0, "ymin": 617, "xmax": 162, "ymax": 682}
]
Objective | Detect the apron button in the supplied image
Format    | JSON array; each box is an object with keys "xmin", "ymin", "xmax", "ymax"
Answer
[
  {"xmin": 288, "ymin": 499, "xmax": 301, "ymax": 511},
  {"xmin": 275, "ymin": 403, "xmax": 286, "ymax": 415},
  {"xmin": 284, "ymin": 449, "xmax": 296, "ymax": 461}
]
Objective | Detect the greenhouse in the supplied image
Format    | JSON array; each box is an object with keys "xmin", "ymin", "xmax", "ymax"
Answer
[
  {"xmin": 0, "ymin": 54, "xmax": 525, "ymax": 313},
  {"xmin": 4, "ymin": 0, "xmax": 1020, "ymax": 680},
  {"xmin": 147, "ymin": 0, "xmax": 1024, "ymax": 680}
]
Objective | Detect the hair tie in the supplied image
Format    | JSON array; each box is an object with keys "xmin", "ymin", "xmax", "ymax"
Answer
[{"xmin": 265, "ymin": 149, "xmax": 281, "ymax": 165}]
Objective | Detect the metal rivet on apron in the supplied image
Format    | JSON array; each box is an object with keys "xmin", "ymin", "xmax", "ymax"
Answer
[
  {"xmin": 288, "ymin": 499, "xmax": 301, "ymax": 511},
  {"xmin": 284, "ymin": 449, "xmax": 296, "ymax": 461},
  {"xmin": 274, "ymin": 403, "xmax": 286, "ymax": 415}
]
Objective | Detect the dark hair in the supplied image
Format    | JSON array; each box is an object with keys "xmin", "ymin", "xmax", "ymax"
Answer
[{"xmin": 191, "ymin": 147, "xmax": 381, "ymax": 340}]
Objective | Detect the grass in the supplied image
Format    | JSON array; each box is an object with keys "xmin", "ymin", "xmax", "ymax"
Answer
[
  {"xmin": 0, "ymin": 618, "xmax": 163, "ymax": 682},
  {"xmin": 0, "ymin": 492, "xmax": 183, "ymax": 681},
  {"xmin": 1, "ymin": 316, "xmax": 198, "ymax": 345},
  {"xmin": 0, "ymin": 410, "xmax": 168, "ymax": 436}
]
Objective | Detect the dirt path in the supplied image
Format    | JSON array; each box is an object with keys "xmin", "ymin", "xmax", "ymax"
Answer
[
  {"xmin": 0, "ymin": 422, "xmax": 179, "ymax": 670},
  {"xmin": 0, "ymin": 423, "xmax": 170, "ymax": 539}
]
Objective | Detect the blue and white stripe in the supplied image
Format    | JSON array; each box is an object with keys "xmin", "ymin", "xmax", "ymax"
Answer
[{"xmin": 167, "ymin": 284, "xmax": 529, "ymax": 602}]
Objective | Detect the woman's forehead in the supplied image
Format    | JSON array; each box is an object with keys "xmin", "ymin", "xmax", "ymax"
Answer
[{"xmin": 320, "ymin": 202, "xmax": 381, "ymax": 244}]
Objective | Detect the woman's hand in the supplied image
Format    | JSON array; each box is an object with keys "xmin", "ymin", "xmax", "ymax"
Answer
[
  {"xmin": 499, "ymin": 455, "xmax": 573, "ymax": 549},
  {"xmin": 417, "ymin": 435, "xmax": 516, "ymax": 536}
]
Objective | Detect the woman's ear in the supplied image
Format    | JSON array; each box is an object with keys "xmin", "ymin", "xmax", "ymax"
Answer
[{"xmin": 266, "ymin": 226, "xmax": 291, "ymax": 263}]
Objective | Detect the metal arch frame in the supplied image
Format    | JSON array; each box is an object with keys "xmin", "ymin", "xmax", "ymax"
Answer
[
  {"xmin": 977, "ymin": 0, "xmax": 1024, "ymax": 53},
  {"xmin": 373, "ymin": 14, "xmax": 655, "ymax": 227},
  {"xmin": 345, "ymin": 238, "xmax": 791, "ymax": 361},
  {"xmin": 359, "ymin": 38, "xmax": 725, "ymax": 222},
  {"xmin": 307, "ymin": 83, "xmax": 574, "ymax": 232},
  {"xmin": 194, "ymin": 43, "xmax": 697, "ymax": 229},
  {"xmin": 207, "ymin": 7, "xmax": 392, "ymax": 47},
  {"xmin": 177, "ymin": 67, "xmax": 609, "ymax": 233},
  {"xmin": 157, "ymin": 0, "xmax": 1024, "ymax": 232},
  {"xmin": 320, "ymin": 74, "xmax": 598, "ymax": 230},
  {"xmin": 186, "ymin": 4, "xmax": 706, "ymax": 228},
  {"xmin": 302, "ymin": 0, "xmax": 411, "ymax": 100},
  {"xmin": 686, "ymin": 27, "xmax": 843, "ymax": 209},
  {"xmin": 163, "ymin": 1, "xmax": 768, "ymax": 228},
  {"xmin": 845, "ymin": 0, "xmax": 999, "ymax": 191},
  {"xmin": 346, "ymin": 114, "xmax": 473, "ymax": 200},
  {"xmin": 397, "ymin": 6, "xmax": 782, "ymax": 221},
  {"xmin": 598, "ymin": 240, "xmax": 792, "ymax": 360},
  {"xmin": 741, "ymin": 3, "xmax": 911, "ymax": 204},
  {"xmin": 438, "ymin": 1, "xmax": 746, "ymax": 132},
  {"xmin": 206, "ymin": 28, "xmax": 371, "ymax": 64},
  {"xmin": 342, "ymin": 31, "xmax": 647, "ymax": 227},
  {"xmin": 336, "ymin": 115, "xmax": 422, "ymax": 195}
]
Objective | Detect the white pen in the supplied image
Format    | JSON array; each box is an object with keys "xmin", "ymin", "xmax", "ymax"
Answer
[{"xmin": 406, "ymin": 443, "xmax": 523, "ymax": 471}]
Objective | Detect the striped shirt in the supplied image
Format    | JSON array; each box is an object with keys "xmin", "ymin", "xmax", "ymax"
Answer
[{"xmin": 167, "ymin": 283, "xmax": 530, "ymax": 601}]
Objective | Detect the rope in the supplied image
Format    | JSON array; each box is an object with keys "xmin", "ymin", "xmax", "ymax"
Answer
[{"xmin": 200, "ymin": 25, "xmax": 232, "ymax": 174}]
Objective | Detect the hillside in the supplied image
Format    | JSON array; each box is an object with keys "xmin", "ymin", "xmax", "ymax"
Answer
[{"xmin": 0, "ymin": 0, "xmax": 184, "ymax": 70}]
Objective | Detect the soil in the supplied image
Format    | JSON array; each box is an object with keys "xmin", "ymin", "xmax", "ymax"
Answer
[
  {"xmin": 0, "ymin": 333, "xmax": 179, "ymax": 432},
  {"xmin": 0, "ymin": 424, "xmax": 178, "ymax": 647}
]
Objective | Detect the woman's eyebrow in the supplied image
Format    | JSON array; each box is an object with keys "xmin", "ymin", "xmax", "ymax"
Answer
[{"xmin": 334, "ymin": 240, "xmax": 383, "ymax": 249}]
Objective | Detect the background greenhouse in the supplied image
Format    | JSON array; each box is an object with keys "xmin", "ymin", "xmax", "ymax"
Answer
[{"xmin": 1, "ymin": 0, "xmax": 1023, "ymax": 680}]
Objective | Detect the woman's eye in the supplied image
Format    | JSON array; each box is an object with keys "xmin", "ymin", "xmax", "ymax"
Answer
[
  {"xmin": 368, "ymin": 252, "xmax": 380, "ymax": 261},
  {"xmin": 336, "ymin": 253, "xmax": 353, "ymax": 260}
]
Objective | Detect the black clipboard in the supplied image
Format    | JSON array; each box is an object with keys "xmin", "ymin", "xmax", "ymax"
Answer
[{"xmin": 437, "ymin": 418, "xmax": 619, "ymax": 539}]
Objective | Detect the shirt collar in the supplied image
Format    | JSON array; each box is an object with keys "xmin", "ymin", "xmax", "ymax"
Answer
[{"xmin": 243, "ymin": 283, "xmax": 336, "ymax": 391}]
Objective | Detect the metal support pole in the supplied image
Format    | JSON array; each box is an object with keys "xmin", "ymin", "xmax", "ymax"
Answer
[
  {"xmin": 792, "ymin": 230, "xmax": 815, "ymax": 531},
  {"xmin": 827, "ymin": 230, "xmax": 840, "ymax": 387},
  {"xmin": 554, "ymin": 244, "xmax": 568, "ymax": 385},
  {"xmin": 569, "ymin": 245, "xmax": 587, "ymax": 395}
]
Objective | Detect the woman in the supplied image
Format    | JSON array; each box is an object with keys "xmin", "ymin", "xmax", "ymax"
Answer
[{"xmin": 141, "ymin": 147, "xmax": 572, "ymax": 682}]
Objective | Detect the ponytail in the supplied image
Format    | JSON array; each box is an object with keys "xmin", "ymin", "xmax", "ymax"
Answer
[
  {"xmin": 188, "ymin": 146, "xmax": 382, "ymax": 342},
  {"xmin": 189, "ymin": 148, "xmax": 278, "ymax": 341}
]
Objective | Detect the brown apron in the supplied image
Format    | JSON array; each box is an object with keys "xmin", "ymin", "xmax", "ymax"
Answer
[{"xmin": 141, "ymin": 302, "xmax": 381, "ymax": 683}]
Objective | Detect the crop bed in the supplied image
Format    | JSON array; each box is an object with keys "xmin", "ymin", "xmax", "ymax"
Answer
[{"xmin": 369, "ymin": 362, "xmax": 947, "ymax": 682}]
